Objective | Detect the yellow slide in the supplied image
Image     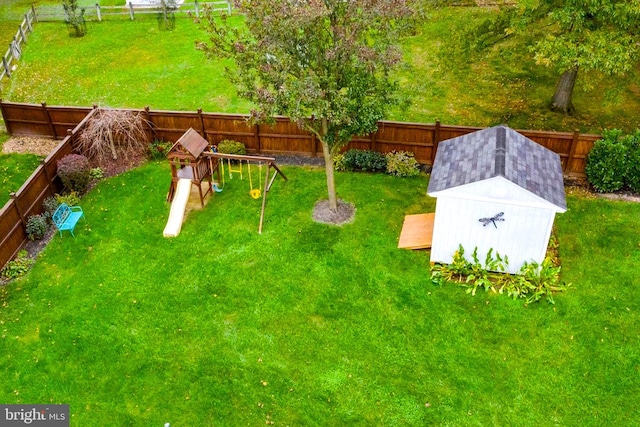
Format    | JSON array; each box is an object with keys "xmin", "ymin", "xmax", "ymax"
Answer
[{"xmin": 163, "ymin": 178, "xmax": 192, "ymax": 238}]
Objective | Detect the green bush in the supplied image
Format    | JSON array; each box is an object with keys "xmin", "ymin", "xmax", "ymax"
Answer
[
  {"xmin": 55, "ymin": 191, "xmax": 81, "ymax": 207},
  {"xmin": 386, "ymin": 151, "xmax": 420, "ymax": 177},
  {"xmin": 585, "ymin": 129, "xmax": 631, "ymax": 192},
  {"xmin": 338, "ymin": 149, "xmax": 387, "ymax": 173},
  {"xmin": 26, "ymin": 214, "xmax": 48, "ymax": 240},
  {"xmin": 89, "ymin": 167, "xmax": 105, "ymax": 180},
  {"xmin": 42, "ymin": 196, "xmax": 60, "ymax": 220},
  {"xmin": 623, "ymin": 130, "xmax": 640, "ymax": 193},
  {"xmin": 333, "ymin": 153, "xmax": 347, "ymax": 171},
  {"xmin": 1, "ymin": 250, "xmax": 34, "ymax": 280},
  {"xmin": 217, "ymin": 140, "xmax": 247, "ymax": 155},
  {"xmin": 57, "ymin": 154, "xmax": 91, "ymax": 194}
]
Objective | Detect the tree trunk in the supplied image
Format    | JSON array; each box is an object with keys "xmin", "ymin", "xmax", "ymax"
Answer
[
  {"xmin": 321, "ymin": 138, "xmax": 338, "ymax": 212},
  {"xmin": 550, "ymin": 67, "xmax": 578, "ymax": 115}
]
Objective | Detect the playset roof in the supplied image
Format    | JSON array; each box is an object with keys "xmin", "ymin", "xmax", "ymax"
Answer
[{"xmin": 168, "ymin": 127, "xmax": 209, "ymax": 159}]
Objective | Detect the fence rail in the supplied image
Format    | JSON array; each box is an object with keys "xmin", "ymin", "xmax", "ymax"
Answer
[
  {"xmin": 0, "ymin": 6, "xmax": 37, "ymax": 82},
  {"xmin": 34, "ymin": 1, "xmax": 232, "ymax": 22},
  {"xmin": 0, "ymin": 100, "xmax": 601, "ymax": 272}
]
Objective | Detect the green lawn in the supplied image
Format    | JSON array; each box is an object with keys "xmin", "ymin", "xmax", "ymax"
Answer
[
  {"xmin": 1, "ymin": 162, "xmax": 639, "ymax": 425},
  {"xmin": 0, "ymin": 132, "xmax": 42, "ymax": 207},
  {"xmin": 1, "ymin": 8, "xmax": 639, "ymax": 133}
]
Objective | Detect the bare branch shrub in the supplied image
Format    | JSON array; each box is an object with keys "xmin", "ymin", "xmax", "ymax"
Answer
[{"xmin": 77, "ymin": 109, "xmax": 151, "ymax": 163}]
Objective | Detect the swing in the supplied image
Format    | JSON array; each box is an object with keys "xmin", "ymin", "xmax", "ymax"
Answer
[{"xmin": 248, "ymin": 162, "xmax": 263, "ymax": 199}]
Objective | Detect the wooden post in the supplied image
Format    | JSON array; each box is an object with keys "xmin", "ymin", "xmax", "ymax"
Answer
[
  {"xmin": 2, "ymin": 56, "xmax": 11, "ymax": 78},
  {"xmin": 227, "ymin": 0, "xmax": 232, "ymax": 15},
  {"xmin": 96, "ymin": 3, "xmax": 102, "ymax": 22},
  {"xmin": 42, "ymin": 102, "xmax": 56, "ymax": 138},
  {"xmin": 198, "ymin": 108, "xmax": 206, "ymax": 138},
  {"xmin": 0, "ymin": 99, "xmax": 12, "ymax": 135},
  {"xmin": 194, "ymin": 0, "xmax": 199, "ymax": 18},
  {"xmin": 370, "ymin": 128, "xmax": 378, "ymax": 152},
  {"xmin": 254, "ymin": 123, "xmax": 261, "ymax": 154},
  {"xmin": 32, "ymin": 5, "xmax": 38, "ymax": 23},
  {"xmin": 145, "ymin": 106, "xmax": 156, "ymax": 142},
  {"xmin": 24, "ymin": 13, "xmax": 32, "ymax": 32},
  {"xmin": 431, "ymin": 120, "xmax": 441, "ymax": 164},
  {"xmin": 19, "ymin": 23, "xmax": 27, "ymax": 44},
  {"xmin": 565, "ymin": 130, "xmax": 580, "ymax": 173},
  {"xmin": 128, "ymin": 2, "xmax": 135, "ymax": 20},
  {"xmin": 258, "ymin": 164, "xmax": 271, "ymax": 234},
  {"xmin": 40, "ymin": 159, "xmax": 55, "ymax": 197},
  {"xmin": 11, "ymin": 38, "xmax": 21, "ymax": 59},
  {"xmin": 10, "ymin": 193, "xmax": 26, "ymax": 228}
]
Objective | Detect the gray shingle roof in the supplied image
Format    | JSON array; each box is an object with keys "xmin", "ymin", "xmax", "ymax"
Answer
[{"xmin": 427, "ymin": 125, "xmax": 567, "ymax": 210}]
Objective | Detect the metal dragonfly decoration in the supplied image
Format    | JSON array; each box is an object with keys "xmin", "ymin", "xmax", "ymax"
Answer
[{"xmin": 479, "ymin": 212, "xmax": 505, "ymax": 228}]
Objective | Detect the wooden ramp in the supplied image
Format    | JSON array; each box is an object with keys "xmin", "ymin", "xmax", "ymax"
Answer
[{"xmin": 398, "ymin": 213, "xmax": 435, "ymax": 249}]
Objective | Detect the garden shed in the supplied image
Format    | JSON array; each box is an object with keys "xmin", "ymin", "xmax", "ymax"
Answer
[{"xmin": 427, "ymin": 125, "xmax": 567, "ymax": 274}]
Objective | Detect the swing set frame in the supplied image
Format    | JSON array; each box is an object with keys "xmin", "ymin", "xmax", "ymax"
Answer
[{"xmin": 203, "ymin": 151, "xmax": 288, "ymax": 234}]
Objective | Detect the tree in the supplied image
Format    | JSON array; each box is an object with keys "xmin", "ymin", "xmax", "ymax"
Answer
[
  {"xmin": 467, "ymin": 0, "xmax": 640, "ymax": 114},
  {"xmin": 197, "ymin": 0, "xmax": 418, "ymax": 214},
  {"xmin": 62, "ymin": 0, "xmax": 87, "ymax": 38}
]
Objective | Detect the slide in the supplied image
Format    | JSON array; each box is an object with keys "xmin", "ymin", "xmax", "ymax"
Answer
[{"xmin": 163, "ymin": 178, "xmax": 192, "ymax": 238}]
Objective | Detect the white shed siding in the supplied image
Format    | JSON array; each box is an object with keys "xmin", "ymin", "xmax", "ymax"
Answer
[{"xmin": 430, "ymin": 196, "xmax": 556, "ymax": 274}]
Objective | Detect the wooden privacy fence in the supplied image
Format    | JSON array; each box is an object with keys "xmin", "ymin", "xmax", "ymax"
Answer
[
  {"xmin": 0, "ymin": 108, "xmax": 97, "ymax": 271},
  {"xmin": 0, "ymin": 6, "xmax": 37, "ymax": 82},
  {"xmin": 0, "ymin": 100, "xmax": 601, "ymax": 271},
  {"xmin": 34, "ymin": 1, "xmax": 232, "ymax": 22}
]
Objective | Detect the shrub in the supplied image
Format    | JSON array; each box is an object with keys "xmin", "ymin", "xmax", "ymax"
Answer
[
  {"xmin": 89, "ymin": 167, "xmax": 105, "ymax": 180},
  {"xmin": 339, "ymin": 149, "xmax": 387, "ymax": 173},
  {"xmin": 386, "ymin": 151, "xmax": 420, "ymax": 177},
  {"xmin": 148, "ymin": 140, "xmax": 173, "ymax": 160},
  {"xmin": 42, "ymin": 196, "xmax": 60, "ymax": 220},
  {"xmin": 217, "ymin": 140, "xmax": 246, "ymax": 155},
  {"xmin": 1, "ymin": 250, "xmax": 34, "ymax": 281},
  {"xmin": 623, "ymin": 130, "xmax": 640, "ymax": 193},
  {"xmin": 55, "ymin": 191, "xmax": 81, "ymax": 207},
  {"xmin": 333, "ymin": 154, "xmax": 347, "ymax": 171},
  {"xmin": 57, "ymin": 154, "xmax": 91, "ymax": 194},
  {"xmin": 585, "ymin": 129, "xmax": 629, "ymax": 192},
  {"xmin": 26, "ymin": 214, "xmax": 48, "ymax": 240}
]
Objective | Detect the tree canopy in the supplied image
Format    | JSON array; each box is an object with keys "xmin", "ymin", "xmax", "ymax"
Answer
[
  {"xmin": 198, "ymin": 0, "xmax": 418, "ymax": 212},
  {"xmin": 466, "ymin": 0, "xmax": 640, "ymax": 113}
]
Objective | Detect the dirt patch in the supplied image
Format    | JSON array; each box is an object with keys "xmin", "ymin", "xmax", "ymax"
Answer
[
  {"xmin": 312, "ymin": 199, "xmax": 356, "ymax": 225},
  {"xmin": 2, "ymin": 136, "xmax": 61, "ymax": 157}
]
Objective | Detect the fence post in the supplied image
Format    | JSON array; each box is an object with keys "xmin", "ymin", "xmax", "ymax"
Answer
[
  {"xmin": 564, "ymin": 130, "xmax": 580, "ymax": 173},
  {"xmin": 311, "ymin": 133, "xmax": 317, "ymax": 157},
  {"xmin": 227, "ymin": 0, "xmax": 232, "ymax": 15},
  {"xmin": 32, "ymin": 5, "xmax": 38, "ymax": 23},
  {"xmin": 144, "ymin": 106, "xmax": 156, "ymax": 142},
  {"xmin": 96, "ymin": 3, "xmax": 102, "ymax": 22},
  {"xmin": 40, "ymin": 159, "xmax": 55, "ymax": 197},
  {"xmin": 42, "ymin": 102, "xmax": 56, "ymax": 138},
  {"xmin": 10, "ymin": 193, "xmax": 27, "ymax": 229},
  {"xmin": 194, "ymin": 0, "xmax": 199, "ymax": 18},
  {"xmin": 197, "ymin": 108, "xmax": 207, "ymax": 138},
  {"xmin": 431, "ymin": 120, "xmax": 441, "ymax": 164},
  {"xmin": 0, "ymin": 99, "xmax": 12, "ymax": 135},
  {"xmin": 254, "ymin": 123, "xmax": 261, "ymax": 154},
  {"xmin": 129, "ymin": 2, "xmax": 135, "ymax": 20},
  {"xmin": 370, "ymin": 126, "xmax": 378, "ymax": 152},
  {"xmin": 11, "ymin": 37, "xmax": 21, "ymax": 59},
  {"xmin": 19, "ymin": 23, "xmax": 27, "ymax": 43},
  {"xmin": 24, "ymin": 13, "xmax": 32, "ymax": 32},
  {"xmin": 2, "ymin": 57, "xmax": 11, "ymax": 78}
]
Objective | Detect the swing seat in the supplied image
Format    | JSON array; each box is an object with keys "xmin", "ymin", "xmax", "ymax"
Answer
[
  {"xmin": 213, "ymin": 183, "xmax": 223, "ymax": 193},
  {"xmin": 250, "ymin": 189, "xmax": 261, "ymax": 199}
]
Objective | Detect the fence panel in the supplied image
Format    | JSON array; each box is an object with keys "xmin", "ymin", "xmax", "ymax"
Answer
[
  {"xmin": 0, "ymin": 201, "xmax": 27, "ymax": 269},
  {"xmin": 202, "ymin": 114, "xmax": 254, "ymax": 148},
  {"xmin": 46, "ymin": 106, "xmax": 93, "ymax": 139}
]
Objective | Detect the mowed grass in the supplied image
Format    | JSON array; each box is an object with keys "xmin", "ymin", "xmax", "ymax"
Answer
[
  {"xmin": 1, "ymin": 8, "xmax": 639, "ymax": 133},
  {"xmin": 0, "ymin": 163, "xmax": 639, "ymax": 425},
  {"xmin": 0, "ymin": 133, "xmax": 42, "ymax": 207}
]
